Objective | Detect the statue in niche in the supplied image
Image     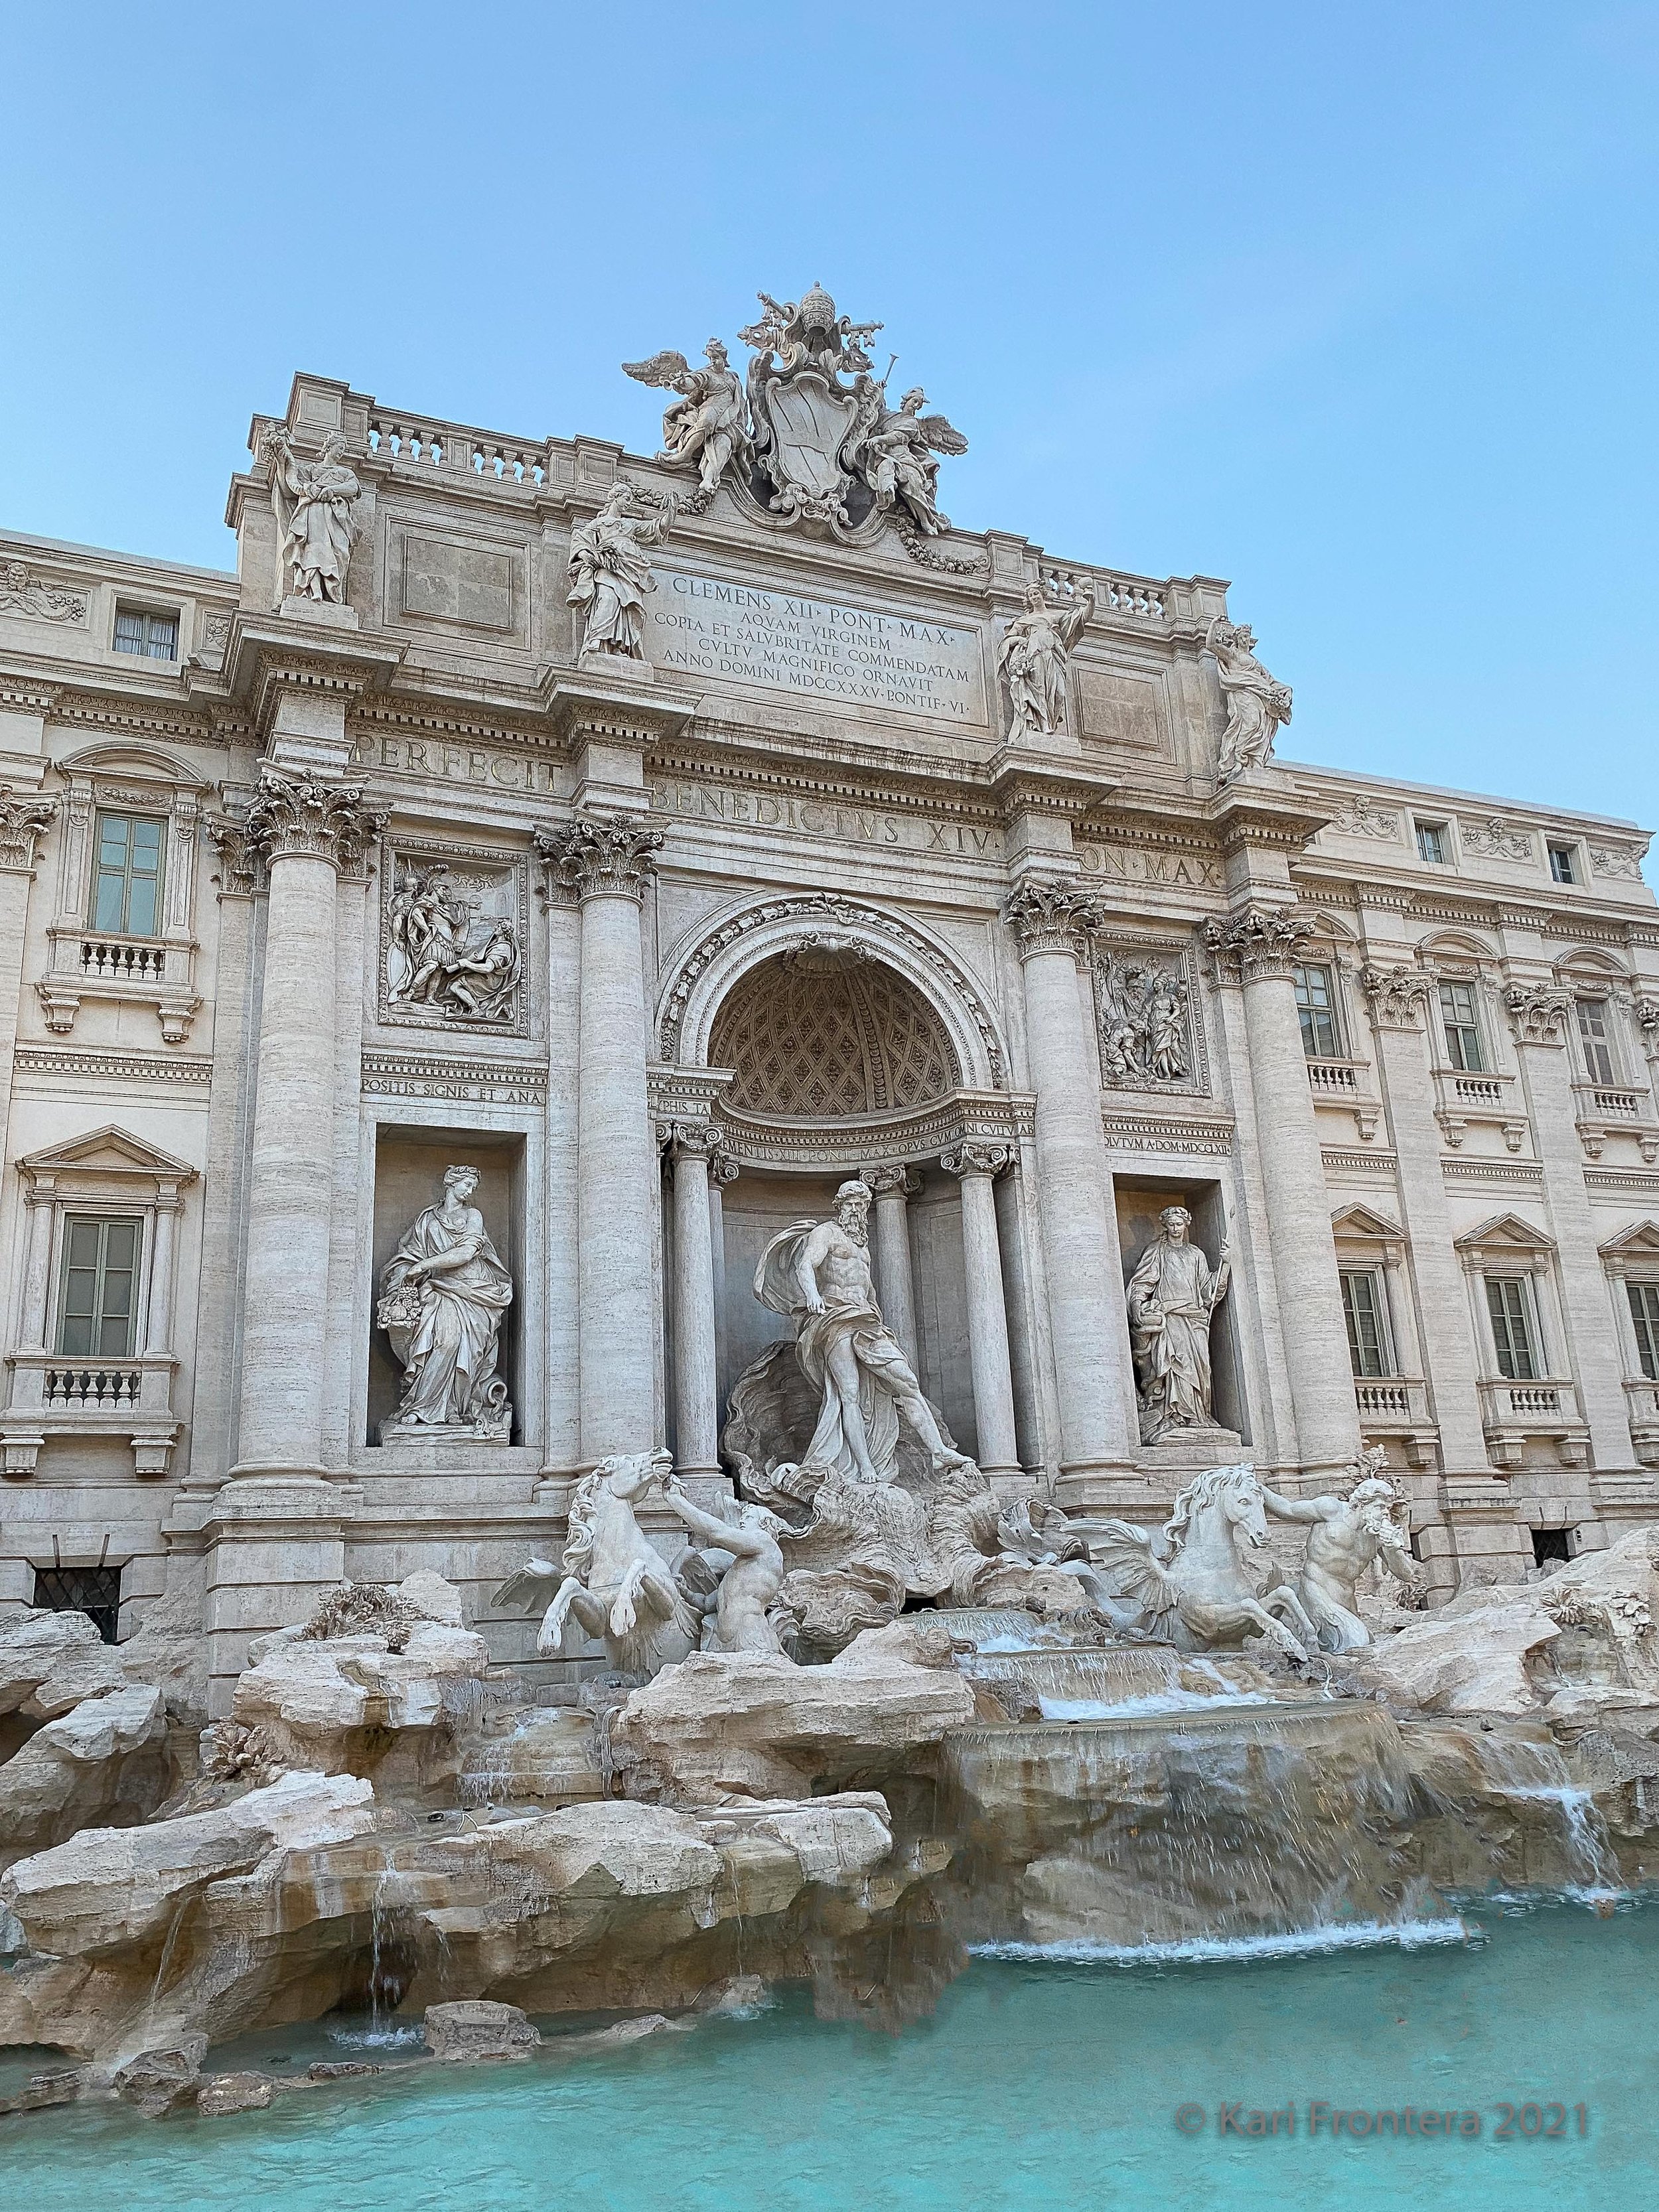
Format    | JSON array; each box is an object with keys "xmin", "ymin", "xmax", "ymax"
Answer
[
  {"xmin": 1262, "ymin": 1449, "xmax": 1423, "ymax": 1651},
  {"xmin": 386, "ymin": 861, "xmax": 521, "ymax": 1024},
  {"xmin": 262, "ymin": 427, "xmax": 362, "ymax": 606},
  {"xmin": 997, "ymin": 579, "xmax": 1096, "ymax": 741},
  {"xmin": 494, "ymin": 1450, "xmax": 703, "ymax": 1675},
  {"xmin": 1207, "ymin": 615, "xmax": 1293, "ymax": 782},
  {"xmin": 1126, "ymin": 1205, "xmax": 1232, "ymax": 1444},
  {"xmin": 622, "ymin": 339, "xmax": 751, "ymax": 501},
  {"xmin": 660, "ymin": 1478, "xmax": 790, "ymax": 1655},
  {"xmin": 843, "ymin": 380, "xmax": 968, "ymax": 537},
  {"xmin": 754, "ymin": 1179, "xmax": 969, "ymax": 1490},
  {"xmin": 377, "ymin": 1165, "xmax": 514, "ymax": 1438},
  {"xmin": 566, "ymin": 480, "xmax": 680, "ymax": 661},
  {"xmin": 1097, "ymin": 953, "xmax": 1191, "ymax": 1087}
]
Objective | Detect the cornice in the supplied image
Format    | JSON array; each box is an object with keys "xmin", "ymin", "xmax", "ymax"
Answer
[
  {"xmin": 1207, "ymin": 780, "xmax": 1331, "ymax": 857},
  {"xmin": 644, "ymin": 740, "xmax": 1003, "ymax": 827},
  {"xmin": 352, "ymin": 697, "xmax": 565, "ymax": 754},
  {"xmin": 42, "ymin": 689, "xmax": 224, "ymax": 746}
]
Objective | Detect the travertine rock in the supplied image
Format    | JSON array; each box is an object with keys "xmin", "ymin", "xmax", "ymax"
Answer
[
  {"xmin": 423, "ymin": 1998, "xmax": 541, "ymax": 2063},
  {"xmin": 0, "ymin": 1684, "xmax": 168, "ymax": 1864},
  {"xmin": 0, "ymin": 1611, "xmax": 125, "ymax": 1720},
  {"xmin": 611, "ymin": 1623, "xmax": 974, "ymax": 1801},
  {"xmin": 116, "ymin": 1586, "xmax": 210, "ymax": 1723},
  {"xmin": 113, "ymin": 2034, "xmax": 207, "ymax": 2118},
  {"xmin": 196, "ymin": 2069, "xmax": 276, "ymax": 2116},
  {"xmin": 232, "ymin": 1618, "xmax": 490, "ymax": 1780},
  {"xmin": 0, "ymin": 1768, "xmax": 375, "ymax": 1956},
  {"xmin": 397, "ymin": 1570, "xmax": 468, "ymax": 1627},
  {"xmin": 1354, "ymin": 1600, "xmax": 1559, "ymax": 1715}
]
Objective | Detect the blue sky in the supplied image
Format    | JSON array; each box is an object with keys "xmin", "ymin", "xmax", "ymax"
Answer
[{"xmin": 3, "ymin": 3, "xmax": 1654, "ymax": 834}]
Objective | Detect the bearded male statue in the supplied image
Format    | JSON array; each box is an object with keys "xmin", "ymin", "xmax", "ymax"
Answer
[
  {"xmin": 1263, "ymin": 1453, "xmax": 1423, "ymax": 1651},
  {"xmin": 752, "ymin": 1178, "xmax": 967, "ymax": 1489}
]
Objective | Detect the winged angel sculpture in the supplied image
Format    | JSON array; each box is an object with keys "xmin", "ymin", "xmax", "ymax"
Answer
[
  {"xmin": 622, "ymin": 339, "xmax": 749, "ymax": 504},
  {"xmin": 841, "ymin": 381, "xmax": 968, "ymax": 537}
]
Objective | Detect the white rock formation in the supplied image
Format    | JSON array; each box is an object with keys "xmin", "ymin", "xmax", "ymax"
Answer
[
  {"xmin": 0, "ymin": 1684, "xmax": 168, "ymax": 1863},
  {"xmin": 0, "ymin": 1611, "xmax": 126, "ymax": 1720}
]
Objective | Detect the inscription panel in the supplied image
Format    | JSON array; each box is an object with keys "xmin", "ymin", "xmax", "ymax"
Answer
[
  {"xmin": 1076, "ymin": 667, "xmax": 1166, "ymax": 751},
  {"xmin": 648, "ymin": 775, "xmax": 1002, "ymax": 859},
  {"xmin": 642, "ymin": 567, "xmax": 987, "ymax": 724}
]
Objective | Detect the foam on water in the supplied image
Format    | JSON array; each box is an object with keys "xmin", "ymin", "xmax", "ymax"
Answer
[
  {"xmin": 1035, "ymin": 1688, "xmax": 1275, "ymax": 1720},
  {"xmin": 968, "ymin": 1915, "xmax": 1473, "ymax": 1966}
]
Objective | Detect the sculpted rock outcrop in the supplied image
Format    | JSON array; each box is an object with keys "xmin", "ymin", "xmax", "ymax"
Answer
[
  {"xmin": 0, "ymin": 1610, "xmax": 126, "ymax": 1721},
  {"xmin": 423, "ymin": 1998, "xmax": 541, "ymax": 2063},
  {"xmin": 610, "ymin": 1618, "xmax": 974, "ymax": 1802},
  {"xmin": 0, "ymin": 1684, "xmax": 169, "ymax": 1867},
  {"xmin": 234, "ymin": 1573, "xmax": 488, "ymax": 1787}
]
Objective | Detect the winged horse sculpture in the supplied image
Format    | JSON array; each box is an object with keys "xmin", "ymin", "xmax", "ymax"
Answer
[{"xmin": 1092, "ymin": 1463, "xmax": 1319, "ymax": 1662}]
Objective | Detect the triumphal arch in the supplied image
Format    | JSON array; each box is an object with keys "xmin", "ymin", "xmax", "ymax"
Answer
[{"xmin": 3, "ymin": 282, "xmax": 1658, "ymax": 1702}]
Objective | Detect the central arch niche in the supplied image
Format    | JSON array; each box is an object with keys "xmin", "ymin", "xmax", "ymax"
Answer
[{"xmin": 708, "ymin": 947, "xmax": 960, "ymax": 1119}]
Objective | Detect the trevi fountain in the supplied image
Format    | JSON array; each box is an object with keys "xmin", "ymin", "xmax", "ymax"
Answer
[{"xmin": 1, "ymin": 290, "xmax": 1656, "ymax": 2205}]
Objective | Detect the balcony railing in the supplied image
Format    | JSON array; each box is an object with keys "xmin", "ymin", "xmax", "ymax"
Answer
[
  {"xmin": 1354, "ymin": 1377, "xmax": 1429, "ymax": 1425},
  {"xmin": 43, "ymin": 1365, "xmax": 142, "ymax": 1409},
  {"xmin": 1574, "ymin": 1081, "xmax": 1647, "ymax": 1120},
  {"xmin": 1307, "ymin": 1058, "xmax": 1360, "ymax": 1096},
  {"xmin": 80, "ymin": 937, "xmax": 167, "ymax": 983},
  {"xmin": 1624, "ymin": 1377, "xmax": 1659, "ymax": 1426},
  {"xmin": 1477, "ymin": 1376, "xmax": 1581, "ymax": 1428}
]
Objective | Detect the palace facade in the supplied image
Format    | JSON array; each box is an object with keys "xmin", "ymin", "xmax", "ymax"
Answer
[{"xmin": 3, "ymin": 328, "xmax": 1656, "ymax": 1708}]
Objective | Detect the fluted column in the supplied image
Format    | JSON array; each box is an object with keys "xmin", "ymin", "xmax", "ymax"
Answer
[
  {"xmin": 662, "ymin": 1119, "xmax": 723, "ymax": 1480},
  {"xmin": 141, "ymin": 1194, "xmax": 182, "ymax": 1358},
  {"xmin": 866, "ymin": 1164, "xmax": 921, "ymax": 1366},
  {"xmin": 1204, "ymin": 906, "xmax": 1360, "ymax": 1480},
  {"xmin": 942, "ymin": 1142, "xmax": 1021, "ymax": 1481},
  {"xmin": 233, "ymin": 772, "xmax": 385, "ymax": 1477},
  {"xmin": 1004, "ymin": 880, "xmax": 1138, "ymax": 1485},
  {"xmin": 536, "ymin": 815, "xmax": 664, "ymax": 1464}
]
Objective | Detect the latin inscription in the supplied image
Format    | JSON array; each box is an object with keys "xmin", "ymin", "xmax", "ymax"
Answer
[
  {"xmin": 1078, "ymin": 840, "xmax": 1223, "ymax": 889},
  {"xmin": 648, "ymin": 777, "xmax": 1001, "ymax": 858},
  {"xmin": 642, "ymin": 568, "xmax": 987, "ymax": 723},
  {"xmin": 348, "ymin": 734, "xmax": 563, "ymax": 794}
]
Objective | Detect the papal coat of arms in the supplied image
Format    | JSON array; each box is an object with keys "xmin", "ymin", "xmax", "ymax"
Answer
[{"xmin": 623, "ymin": 282, "xmax": 969, "ymax": 561}]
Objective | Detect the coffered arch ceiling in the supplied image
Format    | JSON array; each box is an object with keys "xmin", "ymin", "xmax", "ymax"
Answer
[{"xmin": 709, "ymin": 948, "xmax": 961, "ymax": 1119}]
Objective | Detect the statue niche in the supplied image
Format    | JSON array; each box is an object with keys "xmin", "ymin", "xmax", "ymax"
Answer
[
  {"xmin": 376, "ymin": 1164, "xmax": 514, "ymax": 1442},
  {"xmin": 708, "ymin": 944, "xmax": 960, "ymax": 1119}
]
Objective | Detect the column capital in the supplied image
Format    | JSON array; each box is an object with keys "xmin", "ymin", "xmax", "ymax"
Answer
[
  {"xmin": 1202, "ymin": 902, "xmax": 1321, "ymax": 987},
  {"xmin": 204, "ymin": 809, "xmax": 265, "ymax": 898},
  {"xmin": 708, "ymin": 1148, "xmax": 742, "ymax": 1189},
  {"xmin": 1360, "ymin": 962, "xmax": 1433, "ymax": 1030},
  {"xmin": 245, "ymin": 770, "xmax": 386, "ymax": 874},
  {"xmin": 657, "ymin": 1116, "xmax": 721, "ymax": 1162},
  {"xmin": 0, "ymin": 786, "xmax": 57, "ymax": 874},
  {"xmin": 865, "ymin": 1162, "xmax": 922, "ymax": 1200},
  {"xmin": 536, "ymin": 813, "xmax": 664, "ymax": 903},
  {"xmin": 941, "ymin": 1141, "xmax": 1014, "ymax": 1179},
  {"xmin": 1002, "ymin": 876, "xmax": 1104, "ymax": 963},
  {"xmin": 1504, "ymin": 981, "xmax": 1574, "ymax": 1047}
]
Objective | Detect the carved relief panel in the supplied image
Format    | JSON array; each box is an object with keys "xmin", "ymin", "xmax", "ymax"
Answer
[
  {"xmin": 378, "ymin": 839, "xmax": 530, "ymax": 1038},
  {"xmin": 1091, "ymin": 937, "xmax": 1208, "ymax": 1097}
]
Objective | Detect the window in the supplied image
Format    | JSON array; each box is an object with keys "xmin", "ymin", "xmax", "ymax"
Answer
[
  {"xmin": 1292, "ymin": 963, "xmax": 1342, "ymax": 1059},
  {"xmin": 1628, "ymin": 1282, "xmax": 1659, "ymax": 1381},
  {"xmin": 1548, "ymin": 843, "xmax": 1579, "ymax": 886},
  {"xmin": 1577, "ymin": 999, "xmax": 1619, "ymax": 1085},
  {"xmin": 1439, "ymin": 981, "xmax": 1486, "ymax": 1071},
  {"xmin": 89, "ymin": 811, "xmax": 165, "ymax": 936},
  {"xmin": 112, "ymin": 607, "xmax": 178, "ymax": 661},
  {"xmin": 1485, "ymin": 1275, "xmax": 1540, "ymax": 1380},
  {"xmin": 57, "ymin": 1216, "xmax": 141, "ymax": 1358},
  {"xmin": 1531, "ymin": 1527, "xmax": 1572, "ymax": 1568},
  {"xmin": 1340, "ymin": 1270, "xmax": 1392, "ymax": 1377},
  {"xmin": 33, "ymin": 1564, "xmax": 122, "ymax": 1645},
  {"xmin": 1415, "ymin": 821, "xmax": 1449, "ymax": 865}
]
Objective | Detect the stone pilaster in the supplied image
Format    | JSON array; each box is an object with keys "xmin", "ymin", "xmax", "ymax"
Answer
[
  {"xmin": 536, "ymin": 814, "xmax": 664, "ymax": 1466},
  {"xmin": 941, "ymin": 1142, "xmax": 1021, "ymax": 1482},
  {"xmin": 0, "ymin": 790, "xmax": 56, "ymax": 1225},
  {"xmin": 1504, "ymin": 979, "xmax": 1636, "ymax": 1471},
  {"xmin": 231, "ymin": 771, "xmax": 386, "ymax": 1480},
  {"xmin": 1004, "ymin": 878, "xmax": 1138, "ymax": 1493},
  {"xmin": 660, "ymin": 1119, "xmax": 723, "ymax": 1482},
  {"xmin": 1204, "ymin": 904, "xmax": 1360, "ymax": 1479},
  {"xmin": 1357, "ymin": 959, "xmax": 1495, "ymax": 1482},
  {"xmin": 865, "ymin": 1164, "xmax": 922, "ymax": 1367}
]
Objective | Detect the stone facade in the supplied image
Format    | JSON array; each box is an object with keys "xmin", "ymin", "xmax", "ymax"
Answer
[{"xmin": 3, "ymin": 332, "xmax": 1656, "ymax": 1705}]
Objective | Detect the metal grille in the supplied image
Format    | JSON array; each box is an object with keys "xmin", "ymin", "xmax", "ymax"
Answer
[{"xmin": 33, "ymin": 1564, "xmax": 122, "ymax": 1644}]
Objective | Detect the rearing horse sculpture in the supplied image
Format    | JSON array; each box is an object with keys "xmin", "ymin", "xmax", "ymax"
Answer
[
  {"xmin": 1092, "ymin": 1463, "xmax": 1320, "ymax": 1662},
  {"xmin": 493, "ymin": 1449, "xmax": 701, "ymax": 1676}
]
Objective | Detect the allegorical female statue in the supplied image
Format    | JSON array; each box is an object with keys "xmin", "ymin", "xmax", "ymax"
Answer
[
  {"xmin": 1125, "ymin": 1205, "xmax": 1231, "ymax": 1444},
  {"xmin": 997, "ymin": 579, "xmax": 1096, "ymax": 740},
  {"xmin": 265, "ymin": 427, "xmax": 362, "ymax": 606},
  {"xmin": 377, "ymin": 1165, "xmax": 513, "ymax": 1437},
  {"xmin": 1207, "ymin": 614, "xmax": 1293, "ymax": 782},
  {"xmin": 566, "ymin": 480, "xmax": 679, "ymax": 659}
]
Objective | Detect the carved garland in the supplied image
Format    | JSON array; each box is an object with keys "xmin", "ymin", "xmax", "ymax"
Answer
[{"xmin": 659, "ymin": 890, "xmax": 1007, "ymax": 1087}]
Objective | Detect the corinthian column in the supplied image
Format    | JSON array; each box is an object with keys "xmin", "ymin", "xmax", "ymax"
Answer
[
  {"xmin": 865, "ymin": 1164, "xmax": 921, "ymax": 1366},
  {"xmin": 1204, "ymin": 905, "xmax": 1360, "ymax": 1480},
  {"xmin": 942, "ymin": 1142, "xmax": 1021, "ymax": 1482},
  {"xmin": 536, "ymin": 815, "xmax": 664, "ymax": 1464},
  {"xmin": 661, "ymin": 1119, "xmax": 723, "ymax": 1482},
  {"xmin": 1003, "ymin": 880, "xmax": 1138, "ymax": 1489},
  {"xmin": 234, "ymin": 771, "xmax": 386, "ymax": 1476}
]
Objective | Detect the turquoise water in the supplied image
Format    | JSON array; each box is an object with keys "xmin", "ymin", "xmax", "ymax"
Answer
[{"xmin": 3, "ymin": 1903, "xmax": 1654, "ymax": 2211}]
